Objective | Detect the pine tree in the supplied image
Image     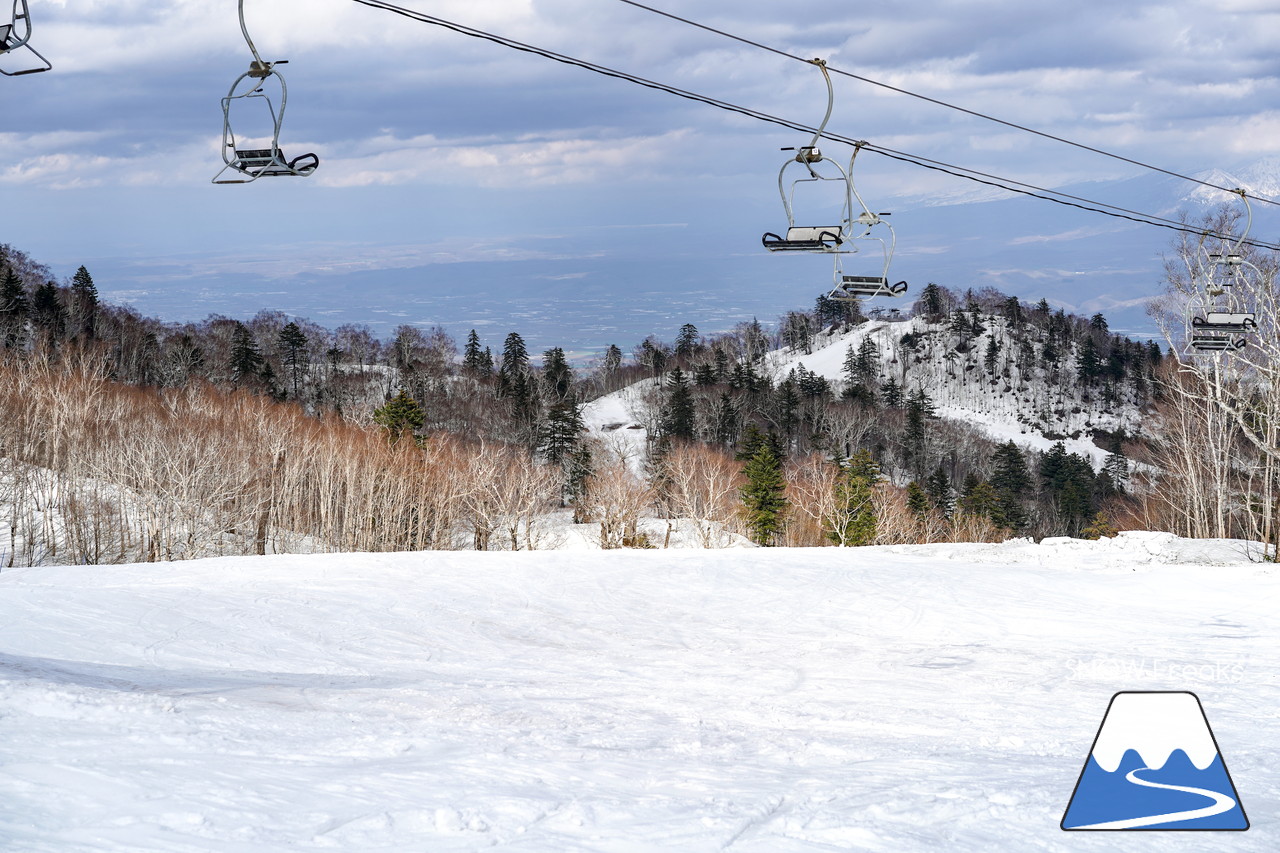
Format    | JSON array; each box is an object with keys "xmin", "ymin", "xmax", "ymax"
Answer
[
  {"xmin": 501, "ymin": 331, "xmax": 529, "ymax": 374},
  {"xmin": 713, "ymin": 391, "xmax": 738, "ymax": 447},
  {"xmin": 675, "ymin": 323, "xmax": 700, "ymax": 359},
  {"xmin": 740, "ymin": 442, "xmax": 787, "ymax": 546},
  {"xmin": 463, "ymin": 329, "xmax": 490, "ymax": 376},
  {"xmin": 775, "ymin": 375, "xmax": 801, "ymax": 439},
  {"xmin": 1103, "ymin": 447, "xmax": 1129, "ymax": 495},
  {"xmin": 906, "ymin": 481, "xmax": 932, "ymax": 517},
  {"xmin": 538, "ymin": 396, "xmax": 585, "ymax": 463},
  {"xmin": 229, "ymin": 322, "xmax": 265, "ymax": 384},
  {"xmin": 693, "ymin": 363, "xmax": 717, "ymax": 387},
  {"xmin": 880, "ymin": 376, "xmax": 904, "ymax": 408},
  {"xmin": 66, "ymin": 264, "xmax": 97, "ymax": 340},
  {"xmin": 828, "ymin": 450, "xmax": 879, "ymax": 546},
  {"xmin": 0, "ymin": 267, "xmax": 29, "ymax": 350},
  {"xmin": 602, "ymin": 344, "xmax": 622, "ymax": 374},
  {"xmin": 989, "ymin": 441, "xmax": 1031, "ymax": 530},
  {"xmin": 926, "ymin": 465, "xmax": 954, "ymax": 517},
  {"xmin": 959, "ymin": 480, "xmax": 999, "ymax": 521},
  {"xmin": 277, "ymin": 321, "xmax": 308, "ymax": 397},
  {"xmin": 854, "ymin": 336, "xmax": 880, "ymax": 384},
  {"xmin": 1076, "ymin": 337, "xmax": 1102, "ymax": 385},
  {"xmin": 31, "ymin": 281, "xmax": 67, "ymax": 341},
  {"xmin": 542, "ymin": 347, "xmax": 573, "ymax": 401},
  {"xmin": 660, "ymin": 367, "xmax": 696, "ymax": 441},
  {"xmin": 566, "ymin": 442, "xmax": 594, "ymax": 521},
  {"xmin": 373, "ymin": 389, "xmax": 425, "ymax": 440},
  {"xmin": 917, "ymin": 282, "xmax": 946, "ymax": 319},
  {"xmin": 983, "ymin": 336, "xmax": 1001, "ymax": 375}
]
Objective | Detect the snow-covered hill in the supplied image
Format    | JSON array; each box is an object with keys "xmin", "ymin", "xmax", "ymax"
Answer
[
  {"xmin": 0, "ymin": 537, "xmax": 1274, "ymax": 851},
  {"xmin": 765, "ymin": 315, "xmax": 1146, "ymax": 467}
]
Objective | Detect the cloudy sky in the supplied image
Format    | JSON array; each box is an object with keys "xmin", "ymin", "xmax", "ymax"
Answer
[{"xmin": 4, "ymin": 0, "xmax": 1280, "ymax": 344}]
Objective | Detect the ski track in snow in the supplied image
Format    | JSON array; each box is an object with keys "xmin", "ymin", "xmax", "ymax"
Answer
[
  {"xmin": 0, "ymin": 536, "xmax": 1275, "ymax": 851},
  {"xmin": 1071, "ymin": 767, "xmax": 1237, "ymax": 829}
]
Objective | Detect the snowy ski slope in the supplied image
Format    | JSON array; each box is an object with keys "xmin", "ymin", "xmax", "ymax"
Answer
[{"xmin": 1, "ymin": 533, "xmax": 1275, "ymax": 851}]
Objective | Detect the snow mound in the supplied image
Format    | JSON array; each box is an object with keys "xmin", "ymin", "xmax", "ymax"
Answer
[{"xmin": 883, "ymin": 531, "xmax": 1264, "ymax": 570}]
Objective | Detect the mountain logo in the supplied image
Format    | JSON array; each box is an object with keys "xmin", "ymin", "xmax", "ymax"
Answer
[{"xmin": 1061, "ymin": 691, "xmax": 1249, "ymax": 830}]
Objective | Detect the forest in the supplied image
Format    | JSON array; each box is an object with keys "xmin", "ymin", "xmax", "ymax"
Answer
[{"xmin": 1, "ymin": 233, "xmax": 1276, "ymax": 566}]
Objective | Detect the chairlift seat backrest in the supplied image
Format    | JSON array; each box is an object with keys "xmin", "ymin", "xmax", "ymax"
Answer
[{"xmin": 0, "ymin": 25, "xmax": 12, "ymax": 49}]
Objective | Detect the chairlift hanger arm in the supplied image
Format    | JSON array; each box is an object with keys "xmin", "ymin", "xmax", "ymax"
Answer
[{"xmin": 0, "ymin": 0, "xmax": 51, "ymax": 75}]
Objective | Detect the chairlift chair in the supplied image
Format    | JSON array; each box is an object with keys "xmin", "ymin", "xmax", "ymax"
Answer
[
  {"xmin": 826, "ymin": 148, "xmax": 907, "ymax": 301},
  {"xmin": 0, "ymin": 1, "xmax": 51, "ymax": 76},
  {"xmin": 1192, "ymin": 312, "xmax": 1257, "ymax": 334},
  {"xmin": 762, "ymin": 60, "xmax": 854, "ymax": 253},
  {"xmin": 214, "ymin": 1, "xmax": 318, "ymax": 184}
]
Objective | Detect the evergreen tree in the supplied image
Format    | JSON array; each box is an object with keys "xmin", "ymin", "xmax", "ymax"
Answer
[
  {"xmin": 959, "ymin": 479, "xmax": 999, "ymax": 520},
  {"xmin": 1076, "ymin": 337, "xmax": 1102, "ymax": 385},
  {"xmin": 713, "ymin": 348, "xmax": 730, "ymax": 382},
  {"xmin": 229, "ymin": 322, "xmax": 265, "ymax": 384},
  {"xmin": 31, "ymin": 281, "xmax": 67, "ymax": 341},
  {"xmin": 989, "ymin": 440, "xmax": 1031, "ymax": 530},
  {"xmin": 463, "ymin": 329, "xmax": 490, "ymax": 376},
  {"xmin": 660, "ymin": 367, "xmax": 696, "ymax": 441},
  {"xmin": 854, "ymin": 336, "xmax": 880, "ymax": 384},
  {"xmin": 906, "ymin": 481, "xmax": 932, "ymax": 517},
  {"xmin": 713, "ymin": 391, "xmax": 738, "ymax": 447},
  {"xmin": 277, "ymin": 321, "xmax": 308, "ymax": 397},
  {"xmin": 674, "ymin": 323, "xmax": 700, "ymax": 359},
  {"xmin": 542, "ymin": 347, "xmax": 573, "ymax": 401},
  {"xmin": 983, "ymin": 335, "xmax": 1001, "ymax": 375},
  {"xmin": 916, "ymin": 282, "xmax": 946, "ymax": 319},
  {"xmin": 1103, "ymin": 446, "xmax": 1129, "ymax": 495},
  {"xmin": 538, "ymin": 397, "xmax": 585, "ymax": 463},
  {"xmin": 880, "ymin": 376, "xmax": 904, "ymax": 408},
  {"xmin": 693, "ymin": 362, "xmax": 717, "ymax": 387},
  {"xmin": 70, "ymin": 265, "xmax": 98, "ymax": 340},
  {"xmin": 0, "ymin": 267, "xmax": 29, "ymax": 350},
  {"xmin": 828, "ymin": 450, "xmax": 879, "ymax": 546},
  {"xmin": 775, "ymin": 375, "xmax": 801, "ymax": 438},
  {"xmin": 566, "ymin": 442, "xmax": 594, "ymax": 521},
  {"xmin": 501, "ymin": 331, "xmax": 529, "ymax": 377},
  {"xmin": 602, "ymin": 344, "xmax": 623, "ymax": 374},
  {"xmin": 926, "ymin": 464, "xmax": 954, "ymax": 517},
  {"xmin": 740, "ymin": 442, "xmax": 787, "ymax": 546},
  {"xmin": 373, "ymin": 389, "xmax": 425, "ymax": 440}
]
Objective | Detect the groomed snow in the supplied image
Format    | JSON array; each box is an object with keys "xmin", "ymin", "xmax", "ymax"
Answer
[{"xmin": 1, "ymin": 534, "xmax": 1276, "ymax": 851}]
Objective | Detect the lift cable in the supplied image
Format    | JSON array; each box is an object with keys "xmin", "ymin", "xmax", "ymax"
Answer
[
  {"xmin": 346, "ymin": 0, "xmax": 1280, "ymax": 251},
  {"xmin": 612, "ymin": 0, "xmax": 1280, "ymax": 209}
]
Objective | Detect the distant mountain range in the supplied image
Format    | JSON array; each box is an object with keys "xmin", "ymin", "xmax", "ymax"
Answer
[{"xmin": 83, "ymin": 160, "xmax": 1280, "ymax": 358}]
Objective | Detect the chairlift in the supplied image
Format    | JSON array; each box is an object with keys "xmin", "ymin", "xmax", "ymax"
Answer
[
  {"xmin": 761, "ymin": 60, "xmax": 852, "ymax": 253},
  {"xmin": 213, "ymin": 1, "xmax": 318, "ymax": 184},
  {"xmin": 0, "ymin": 1, "xmax": 51, "ymax": 76},
  {"xmin": 1194, "ymin": 189, "xmax": 1260, "ymax": 294},
  {"xmin": 826, "ymin": 146, "xmax": 907, "ymax": 301}
]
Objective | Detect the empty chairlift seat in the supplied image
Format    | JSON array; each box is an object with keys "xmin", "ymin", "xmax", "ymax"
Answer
[
  {"xmin": 1192, "ymin": 312, "xmax": 1257, "ymax": 333},
  {"xmin": 762, "ymin": 226, "xmax": 845, "ymax": 252},
  {"xmin": 1190, "ymin": 334, "xmax": 1247, "ymax": 352},
  {"xmin": 836, "ymin": 275, "xmax": 908, "ymax": 298}
]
